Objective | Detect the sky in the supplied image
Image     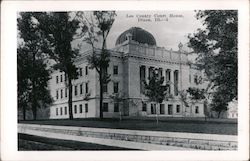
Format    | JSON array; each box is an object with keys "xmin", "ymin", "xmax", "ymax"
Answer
[{"xmin": 105, "ymin": 11, "xmax": 204, "ymax": 51}]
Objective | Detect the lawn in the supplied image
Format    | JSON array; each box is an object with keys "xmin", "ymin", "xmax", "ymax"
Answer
[
  {"xmin": 18, "ymin": 133, "xmax": 135, "ymax": 150},
  {"xmin": 19, "ymin": 117, "xmax": 237, "ymax": 135}
]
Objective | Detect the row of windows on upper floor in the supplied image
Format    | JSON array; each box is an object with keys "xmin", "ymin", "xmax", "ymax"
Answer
[
  {"xmin": 55, "ymin": 65, "xmax": 119, "ymax": 84},
  {"xmin": 55, "ymin": 103, "xmax": 89, "ymax": 116},
  {"xmin": 140, "ymin": 65, "xmax": 202, "ymax": 85},
  {"xmin": 55, "ymin": 82, "xmax": 120, "ymax": 100}
]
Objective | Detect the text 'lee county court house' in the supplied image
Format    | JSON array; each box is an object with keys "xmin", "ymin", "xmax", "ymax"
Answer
[{"xmin": 49, "ymin": 27, "xmax": 207, "ymax": 119}]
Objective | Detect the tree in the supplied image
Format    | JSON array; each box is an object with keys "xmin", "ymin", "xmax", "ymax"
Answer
[
  {"xmin": 17, "ymin": 12, "xmax": 53, "ymax": 120},
  {"xmin": 76, "ymin": 11, "xmax": 116, "ymax": 118},
  {"xmin": 36, "ymin": 12, "xmax": 80, "ymax": 120},
  {"xmin": 144, "ymin": 70, "xmax": 168, "ymax": 124},
  {"xmin": 188, "ymin": 10, "xmax": 238, "ymax": 115}
]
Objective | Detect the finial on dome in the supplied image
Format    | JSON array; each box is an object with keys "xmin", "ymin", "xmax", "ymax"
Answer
[{"xmin": 178, "ymin": 42, "xmax": 183, "ymax": 51}]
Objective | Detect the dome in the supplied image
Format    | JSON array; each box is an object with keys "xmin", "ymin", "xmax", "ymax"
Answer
[{"xmin": 115, "ymin": 27, "xmax": 156, "ymax": 46}]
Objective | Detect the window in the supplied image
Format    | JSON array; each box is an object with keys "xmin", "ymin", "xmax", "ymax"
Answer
[
  {"xmin": 189, "ymin": 74, "xmax": 191, "ymax": 83},
  {"xmin": 74, "ymin": 105, "xmax": 77, "ymax": 113},
  {"xmin": 79, "ymin": 104, "xmax": 83, "ymax": 113},
  {"xmin": 195, "ymin": 106, "xmax": 199, "ymax": 114},
  {"xmin": 103, "ymin": 83, "xmax": 108, "ymax": 93},
  {"xmin": 56, "ymin": 108, "xmax": 58, "ymax": 116},
  {"xmin": 174, "ymin": 70, "xmax": 179, "ymax": 96},
  {"xmin": 64, "ymin": 73, "xmax": 67, "ymax": 81},
  {"xmin": 114, "ymin": 103, "xmax": 119, "ymax": 112},
  {"xmin": 65, "ymin": 88, "xmax": 67, "ymax": 98},
  {"xmin": 142, "ymin": 102, "xmax": 147, "ymax": 111},
  {"xmin": 160, "ymin": 104, "xmax": 165, "ymax": 114},
  {"xmin": 85, "ymin": 103, "xmax": 88, "ymax": 113},
  {"xmin": 168, "ymin": 104, "xmax": 173, "ymax": 115},
  {"xmin": 56, "ymin": 76, "xmax": 59, "ymax": 84},
  {"xmin": 158, "ymin": 68, "xmax": 163, "ymax": 78},
  {"xmin": 166, "ymin": 69, "xmax": 171, "ymax": 82},
  {"xmin": 60, "ymin": 89, "xmax": 63, "ymax": 99},
  {"xmin": 60, "ymin": 107, "xmax": 63, "ymax": 115},
  {"xmin": 113, "ymin": 65, "xmax": 118, "ymax": 75},
  {"xmin": 194, "ymin": 75, "xmax": 199, "ymax": 85},
  {"xmin": 80, "ymin": 84, "xmax": 83, "ymax": 95},
  {"xmin": 151, "ymin": 103, "xmax": 156, "ymax": 114},
  {"xmin": 103, "ymin": 103, "xmax": 108, "ymax": 112},
  {"xmin": 75, "ymin": 85, "xmax": 78, "ymax": 96},
  {"xmin": 56, "ymin": 90, "xmax": 59, "ymax": 99},
  {"xmin": 79, "ymin": 68, "xmax": 82, "ymax": 77},
  {"xmin": 85, "ymin": 66, "xmax": 88, "ymax": 75},
  {"xmin": 60, "ymin": 74, "xmax": 63, "ymax": 82},
  {"xmin": 85, "ymin": 83, "xmax": 89, "ymax": 93},
  {"xmin": 114, "ymin": 82, "xmax": 119, "ymax": 93},
  {"xmin": 176, "ymin": 105, "xmax": 180, "ymax": 113},
  {"xmin": 64, "ymin": 106, "xmax": 67, "ymax": 115}
]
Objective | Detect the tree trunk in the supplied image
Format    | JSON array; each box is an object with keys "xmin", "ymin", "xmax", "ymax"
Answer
[
  {"xmin": 31, "ymin": 52, "xmax": 37, "ymax": 120},
  {"xmin": 217, "ymin": 111, "xmax": 221, "ymax": 118},
  {"xmin": 99, "ymin": 69, "xmax": 103, "ymax": 119},
  {"xmin": 68, "ymin": 77, "xmax": 73, "ymax": 120}
]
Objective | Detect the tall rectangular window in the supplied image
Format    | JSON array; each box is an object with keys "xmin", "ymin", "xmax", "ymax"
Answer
[
  {"xmin": 75, "ymin": 85, "xmax": 78, "ymax": 96},
  {"xmin": 60, "ymin": 74, "xmax": 63, "ymax": 82},
  {"xmin": 56, "ymin": 76, "xmax": 59, "ymax": 84},
  {"xmin": 142, "ymin": 102, "xmax": 147, "ymax": 111},
  {"xmin": 160, "ymin": 104, "xmax": 165, "ymax": 114},
  {"xmin": 56, "ymin": 108, "xmax": 58, "ymax": 116},
  {"xmin": 166, "ymin": 69, "xmax": 171, "ymax": 82},
  {"xmin": 195, "ymin": 106, "xmax": 199, "ymax": 114},
  {"xmin": 114, "ymin": 103, "xmax": 119, "ymax": 112},
  {"xmin": 174, "ymin": 70, "xmax": 179, "ymax": 96},
  {"xmin": 176, "ymin": 105, "xmax": 180, "ymax": 113},
  {"xmin": 85, "ymin": 83, "xmax": 89, "ymax": 93},
  {"xmin": 168, "ymin": 104, "xmax": 173, "ymax": 115},
  {"xmin": 64, "ymin": 106, "xmax": 67, "ymax": 115},
  {"xmin": 64, "ymin": 73, "xmax": 67, "ymax": 81},
  {"xmin": 85, "ymin": 66, "xmax": 88, "ymax": 75},
  {"xmin": 60, "ymin": 107, "xmax": 63, "ymax": 115},
  {"xmin": 79, "ymin": 68, "xmax": 82, "ymax": 77},
  {"xmin": 80, "ymin": 84, "xmax": 83, "ymax": 94},
  {"xmin": 56, "ymin": 90, "xmax": 59, "ymax": 99},
  {"xmin": 65, "ymin": 88, "xmax": 67, "ymax": 98},
  {"xmin": 79, "ymin": 104, "xmax": 83, "ymax": 113},
  {"xmin": 151, "ymin": 103, "xmax": 156, "ymax": 114},
  {"xmin": 85, "ymin": 103, "xmax": 88, "ymax": 113},
  {"xmin": 113, "ymin": 65, "xmax": 118, "ymax": 75},
  {"xmin": 103, "ymin": 103, "xmax": 108, "ymax": 112},
  {"xmin": 74, "ymin": 105, "xmax": 77, "ymax": 114},
  {"xmin": 114, "ymin": 82, "xmax": 119, "ymax": 93},
  {"xmin": 60, "ymin": 89, "xmax": 63, "ymax": 99},
  {"xmin": 140, "ymin": 66, "xmax": 146, "ymax": 94},
  {"xmin": 103, "ymin": 83, "xmax": 108, "ymax": 93}
]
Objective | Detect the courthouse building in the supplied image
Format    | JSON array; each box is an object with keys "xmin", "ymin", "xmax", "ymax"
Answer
[{"xmin": 49, "ymin": 27, "xmax": 206, "ymax": 119}]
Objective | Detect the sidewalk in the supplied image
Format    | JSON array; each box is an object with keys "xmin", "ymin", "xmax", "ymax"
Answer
[{"xmin": 20, "ymin": 129, "xmax": 194, "ymax": 150}]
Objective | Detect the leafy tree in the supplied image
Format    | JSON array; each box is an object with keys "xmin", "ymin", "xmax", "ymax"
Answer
[
  {"xmin": 144, "ymin": 70, "xmax": 168, "ymax": 124},
  {"xmin": 76, "ymin": 11, "xmax": 116, "ymax": 118},
  {"xmin": 188, "ymin": 10, "xmax": 238, "ymax": 115},
  {"xmin": 17, "ymin": 12, "xmax": 53, "ymax": 120},
  {"xmin": 35, "ymin": 12, "xmax": 80, "ymax": 120}
]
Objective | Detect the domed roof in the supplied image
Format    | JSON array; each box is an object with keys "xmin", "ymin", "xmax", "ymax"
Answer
[{"xmin": 115, "ymin": 27, "xmax": 156, "ymax": 46}]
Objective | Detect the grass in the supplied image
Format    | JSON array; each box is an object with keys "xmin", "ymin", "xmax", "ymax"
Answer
[
  {"xmin": 19, "ymin": 117, "xmax": 237, "ymax": 135},
  {"xmin": 18, "ymin": 133, "xmax": 135, "ymax": 150}
]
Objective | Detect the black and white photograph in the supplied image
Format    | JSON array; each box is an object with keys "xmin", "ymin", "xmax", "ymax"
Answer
[{"xmin": 1, "ymin": 0, "xmax": 249, "ymax": 161}]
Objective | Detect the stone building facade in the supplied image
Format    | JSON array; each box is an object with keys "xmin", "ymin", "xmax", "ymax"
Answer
[{"xmin": 49, "ymin": 27, "xmax": 206, "ymax": 119}]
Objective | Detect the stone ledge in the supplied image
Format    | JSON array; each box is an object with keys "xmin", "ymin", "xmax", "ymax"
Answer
[{"xmin": 18, "ymin": 123, "xmax": 237, "ymax": 150}]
